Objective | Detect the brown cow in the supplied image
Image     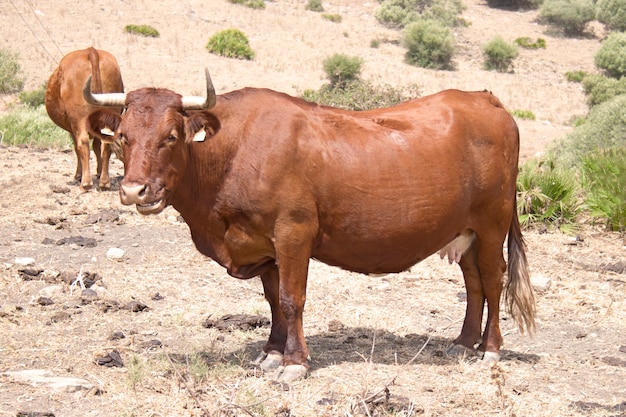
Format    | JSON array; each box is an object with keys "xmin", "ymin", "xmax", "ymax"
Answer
[
  {"xmin": 45, "ymin": 47, "xmax": 124, "ymax": 191},
  {"xmin": 84, "ymin": 71, "xmax": 536, "ymax": 382}
]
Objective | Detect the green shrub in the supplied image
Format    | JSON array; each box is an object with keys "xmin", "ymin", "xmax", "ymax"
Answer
[
  {"xmin": 322, "ymin": 13, "xmax": 342, "ymax": 22},
  {"xmin": 581, "ymin": 74, "xmax": 626, "ymax": 106},
  {"xmin": 594, "ymin": 31, "xmax": 626, "ymax": 78},
  {"xmin": 565, "ymin": 70, "xmax": 587, "ymax": 82},
  {"xmin": 305, "ymin": 0, "xmax": 324, "ymax": 12},
  {"xmin": 0, "ymin": 48, "xmax": 25, "ymax": 94},
  {"xmin": 550, "ymin": 94, "xmax": 626, "ymax": 168},
  {"xmin": 483, "ymin": 36, "xmax": 519, "ymax": 72},
  {"xmin": 322, "ymin": 54, "xmax": 363, "ymax": 88},
  {"xmin": 228, "ymin": 0, "xmax": 265, "ymax": 9},
  {"xmin": 206, "ymin": 29, "xmax": 255, "ymax": 60},
  {"xmin": 124, "ymin": 24, "xmax": 160, "ymax": 37},
  {"xmin": 402, "ymin": 19, "xmax": 455, "ymax": 69},
  {"xmin": 370, "ymin": 38, "xmax": 381, "ymax": 48},
  {"xmin": 510, "ymin": 109, "xmax": 536, "ymax": 120},
  {"xmin": 539, "ymin": 0, "xmax": 596, "ymax": 36},
  {"xmin": 19, "ymin": 83, "xmax": 47, "ymax": 107},
  {"xmin": 514, "ymin": 37, "xmax": 547, "ymax": 48},
  {"xmin": 516, "ymin": 160, "xmax": 581, "ymax": 231},
  {"xmin": 375, "ymin": 0, "xmax": 466, "ymax": 28},
  {"xmin": 301, "ymin": 80, "xmax": 420, "ymax": 111},
  {"xmin": 0, "ymin": 106, "xmax": 69, "ymax": 148},
  {"xmin": 582, "ymin": 147, "xmax": 626, "ymax": 231},
  {"xmin": 595, "ymin": 0, "xmax": 626, "ymax": 32}
]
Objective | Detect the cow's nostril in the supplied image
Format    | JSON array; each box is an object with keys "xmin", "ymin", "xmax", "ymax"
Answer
[{"xmin": 120, "ymin": 183, "xmax": 148, "ymax": 205}]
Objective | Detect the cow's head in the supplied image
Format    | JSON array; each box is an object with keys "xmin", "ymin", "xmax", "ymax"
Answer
[{"xmin": 85, "ymin": 69, "xmax": 218, "ymax": 215}]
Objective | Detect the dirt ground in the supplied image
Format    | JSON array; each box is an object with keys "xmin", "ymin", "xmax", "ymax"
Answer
[{"xmin": 1, "ymin": 0, "xmax": 625, "ymax": 416}]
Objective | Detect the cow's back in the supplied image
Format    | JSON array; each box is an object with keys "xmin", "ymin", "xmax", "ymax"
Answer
[{"xmin": 45, "ymin": 48, "xmax": 123, "ymax": 133}]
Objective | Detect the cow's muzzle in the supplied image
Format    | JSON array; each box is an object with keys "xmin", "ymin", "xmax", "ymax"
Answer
[{"xmin": 120, "ymin": 183, "xmax": 166, "ymax": 215}]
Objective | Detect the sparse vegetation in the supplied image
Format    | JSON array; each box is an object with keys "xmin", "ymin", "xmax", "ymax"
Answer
[
  {"xmin": 402, "ymin": 19, "xmax": 455, "ymax": 69},
  {"xmin": 581, "ymin": 74, "xmax": 626, "ymax": 106},
  {"xmin": 595, "ymin": 0, "xmax": 626, "ymax": 32},
  {"xmin": 0, "ymin": 48, "xmax": 25, "ymax": 94},
  {"xmin": 322, "ymin": 53, "xmax": 363, "ymax": 88},
  {"xmin": 206, "ymin": 28, "xmax": 255, "ymax": 60},
  {"xmin": 539, "ymin": 0, "xmax": 596, "ymax": 36},
  {"xmin": 510, "ymin": 109, "xmax": 536, "ymax": 120},
  {"xmin": 0, "ymin": 105, "xmax": 69, "ymax": 148},
  {"xmin": 124, "ymin": 24, "xmax": 160, "ymax": 38},
  {"xmin": 228, "ymin": 0, "xmax": 265, "ymax": 9},
  {"xmin": 305, "ymin": 0, "xmax": 324, "ymax": 12},
  {"xmin": 322, "ymin": 13, "xmax": 342, "ymax": 22},
  {"xmin": 565, "ymin": 69, "xmax": 587, "ymax": 82},
  {"xmin": 19, "ymin": 83, "xmax": 47, "ymax": 108},
  {"xmin": 483, "ymin": 36, "xmax": 519, "ymax": 72},
  {"xmin": 594, "ymin": 31, "xmax": 626, "ymax": 78},
  {"xmin": 582, "ymin": 147, "xmax": 626, "ymax": 231},
  {"xmin": 516, "ymin": 160, "xmax": 581, "ymax": 232},
  {"xmin": 515, "ymin": 36, "xmax": 547, "ymax": 48},
  {"xmin": 375, "ymin": 0, "xmax": 467, "ymax": 28},
  {"xmin": 302, "ymin": 80, "xmax": 420, "ymax": 110}
]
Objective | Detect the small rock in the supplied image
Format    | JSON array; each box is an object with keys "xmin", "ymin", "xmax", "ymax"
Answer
[
  {"xmin": 106, "ymin": 247, "xmax": 125, "ymax": 260},
  {"xmin": 124, "ymin": 301, "xmax": 149, "ymax": 312},
  {"xmin": 94, "ymin": 350, "xmax": 124, "ymax": 367},
  {"xmin": 108, "ymin": 331, "xmax": 125, "ymax": 340},
  {"xmin": 531, "ymin": 273, "xmax": 551, "ymax": 292},
  {"xmin": 2, "ymin": 369, "xmax": 93, "ymax": 393},
  {"xmin": 36, "ymin": 297, "xmax": 54, "ymax": 306},
  {"xmin": 37, "ymin": 285, "xmax": 63, "ymax": 299},
  {"xmin": 80, "ymin": 288, "xmax": 99, "ymax": 303},
  {"xmin": 15, "ymin": 257, "xmax": 35, "ymax": 266}
]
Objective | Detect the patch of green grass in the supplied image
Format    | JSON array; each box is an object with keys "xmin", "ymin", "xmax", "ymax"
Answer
[
  {"xmin": 322, "ymin": 13, "xmax": 342, "ymax": 22},
  {"xmin": 517, "ymin": 160, "xmax": 581, "ymax": 232},
  {"xmin": 206, "ymin": 28, "xmax": 255, "ymax": 60},
  {"xmin": 582, "ymin": 147, "xmax": 626, "ymax": 231},
  {"xmin": 510, "ymin": 109, "xmax": 536, "ymax": 120},
  {"xmin": 124, "ymin": 24, "xmax": 160, "ymax": 38},
  {"xmin": 514, "ymin": 37, "xmax": 546, "ymax": 49},
  {"xmin": 0, "ymin": 106, "xmax": 69, "ymax": 148},
  {"xmin": 305, "ymin": 0, "xmax": 324, "ymax": 12},
  {"xmin": 228, "ymin": 0, "xmax": 265, "ymax": 9},
  {"xmin": 19, "ymin": 83, "xmax": 47, "ymax": 108},
  {"xmin": 565, "ymin": 70, "xmax": 587, "ymax": 82},
  {"xmin": 0, "ymin": 48, "xmax": 25, "ymax": 94},
  {"xmin": 302, "ymin": 80, "xmax": 420, "ymax": 111}
]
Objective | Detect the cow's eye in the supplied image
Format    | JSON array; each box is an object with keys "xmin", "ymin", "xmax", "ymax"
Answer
[{"xmin": 167, "ymin": 134, "xmax": 177, "ymax": 143}]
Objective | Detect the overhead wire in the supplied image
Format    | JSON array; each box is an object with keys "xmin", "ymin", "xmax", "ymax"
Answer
[{"xmin": 10, "ymin": 0, "xmax": 63, "ymax": 65}]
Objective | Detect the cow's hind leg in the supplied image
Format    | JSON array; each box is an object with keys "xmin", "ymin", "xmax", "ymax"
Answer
[
  {"xmin": 450, "ymin": 242, "xmax": 484, "ymax": 354},
  {"xmin": 72, "ymin": 125, "xmax": 93, "ymax": 191},
  {"xmin": 253, "ymin": 267, "xmax": 287, "ymax": 371},
  {"xmin": 94, "ymin": 138, "xmax": 112, "ymax": 190}
]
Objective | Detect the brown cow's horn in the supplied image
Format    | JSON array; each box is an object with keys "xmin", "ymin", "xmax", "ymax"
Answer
[
  {"xmin": 181, "ymin": 68, "xmax": 217, "ymax": 110},
  {"xmin": 83, "ymin": 75, "xmax": 126, "ymax": 107}
]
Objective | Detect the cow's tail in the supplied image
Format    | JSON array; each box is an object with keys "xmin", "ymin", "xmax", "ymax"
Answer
[
  {"xmin": 88, "ymin": 47, "xmax": 103, "ymax": 94},
  {"xmin": 505, "ymin": 195, "xmax": 536, "ymax": 335}
]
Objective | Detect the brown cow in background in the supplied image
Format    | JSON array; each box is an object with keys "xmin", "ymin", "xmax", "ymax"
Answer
[
  {"xmin": 84, "ymin": 70, "xmax": 536, "ymax": 383},
  {"xmin": 45, "ymin": 47, "xmax": 124, "ymax": 191}
]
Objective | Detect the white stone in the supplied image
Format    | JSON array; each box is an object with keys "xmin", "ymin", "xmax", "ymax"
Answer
[
  {"xmin": 106, "ymin": 247, "xmax": 125, "ymax": 260},
  {"xmin": 14, "ymin": 257, "xmax": 35, "ymax": 266},
  {"xmin": 531, "ymin": 272, "xmax": 551, "ymax": 292},
  {"xmin": 2, "ymin": 369, "xmax": 94, "ymax": 393}
]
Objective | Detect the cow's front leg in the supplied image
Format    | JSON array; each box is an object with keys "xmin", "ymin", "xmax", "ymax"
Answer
[{"xmin": 252, "ymin": 267, "xmax": 287, "ymax": 371}]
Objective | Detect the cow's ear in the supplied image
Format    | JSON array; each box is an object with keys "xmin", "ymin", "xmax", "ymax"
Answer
[
  {"xmin": 87, "ymin": 110, "xmax": 122, "ymax": 144},
  {"xmin": 185, "ymin": 112, "xmax": 220, "ymax": 144}
]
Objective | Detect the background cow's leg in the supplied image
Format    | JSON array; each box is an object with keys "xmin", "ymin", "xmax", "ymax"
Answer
[
  {"xmin": 70, "ymin": 132, "xmax": 82, "ymax": 183},
  {"xmin": 254, "ymin": 267, "xmax": 287, "ymax": 371},
  {"xmin": 96, "ymin": 139, "xmax": 113, "ymax": 190},
  {"xmin": 452, "ymin": 243, "xmax": 484, "ymax": 353},
  {"xmin": 72, "ymin": 123, "xmax": 94, "ymax": 191}
]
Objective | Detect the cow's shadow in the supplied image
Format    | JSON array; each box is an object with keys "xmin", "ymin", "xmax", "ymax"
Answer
[{"xmin": 222, "ymin": 326, "xmax": 540, "ymax": 374}]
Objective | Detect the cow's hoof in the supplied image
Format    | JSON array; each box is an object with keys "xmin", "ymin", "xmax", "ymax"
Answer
[
  {"xmin": 251, "ymin": 350, "xmax": 283, "ymax": 371},
  {"xmin": 482, "ymin": 351, "xmax": 500, "ymax": 366},
  {"xmin": 273, "ymin": 364, "xmax": 308, "ymax": 383}
]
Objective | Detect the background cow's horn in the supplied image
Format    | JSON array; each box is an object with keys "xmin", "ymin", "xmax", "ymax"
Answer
[
  {"xmin": 83, "ymin": 75, "xmax": 126, "ymax": 107},
  {"xmin": 181, "ymin": 68, "xmax": 217, "ymax": 110}
]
